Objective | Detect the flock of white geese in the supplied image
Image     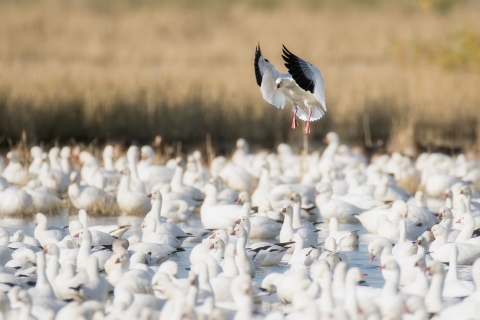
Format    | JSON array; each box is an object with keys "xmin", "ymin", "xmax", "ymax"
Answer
[{"xmin": 1, "ymin": 132, "xmax": 480, "ymax": 319}]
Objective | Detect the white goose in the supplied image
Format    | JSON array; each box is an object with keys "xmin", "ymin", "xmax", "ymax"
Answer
[
  {"xmin": 143, "ymin": 190, "xmax": 191, "ymax": 238},
  {"xmin": 315, "ymin": 182, "xmax": 362, "ymax": 223},
  {"xmin": 390, "ymin": 219, "xmax": 418, "ymax": 256},
  {"xmin": 78, "ymin": 209, "xmax": 130, "ymax": 238},
  {"xmin": 34, "ymin": 213, "xmax": 65, "ymax": 246},
  {"xmin": 68, "ymin": 171, "xmax": 109, "ymax": 212},
  {"xmin": 235, "ymin": 216, "xmax": 294, "ymax": 266},
  {"xmin": 429, "ymin": 224, "xmax": 480, "ymax": 265},
  {"xmin": 170, "ymin": 158, "xmax": 204, "ymax": 201},
  {"xmin": 236, "ymin": 195, "xmax": 281, "ymax": 239},
  {"xmin": 201, "ymin": 189, "xmax": 250, "ymax": 230},
  {"xmin": 288, "ymin": 233, "xmax": 321, "ymax": 266},
  {"xmin": 254, "ymin": 44, "xmax": 326, "ymax": 134},
  {"xmin": 327, "ymin": 217, "xmax": 358, "ymax": 249},
  {"xmin": 138, "ymin": 146, "xmax": 174, "ymax": 186},
  {"xmin": 75, "ymin": 229, "xmax": 113, "ymax": 271},
  {"xmin": 117, "ymin": 167, "xmax": 151, "ymax": 215},
  {"xmin": 354, "ymin": 200, "xmax": 408, "ymax": 234},
  {"xmin": 0, "ymin": 186, "xmax": 33, "ymax": 216},
  {"xmin": 443, "ymin": 245, "xmax": 475, "ymax": 298},
  {"xmin": 141, "ymin": 217, "xmax": 188, "ymax": 248},
  {"xmin": 229, "ymin": 224, "xmax": 256, "ymax": 277},
  {"xmin": 279, "ymin": 204, "xmax": 318, "ymax": 253}
]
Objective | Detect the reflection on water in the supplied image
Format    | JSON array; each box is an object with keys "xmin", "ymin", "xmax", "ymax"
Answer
[{"xmin": 0, "ymin": 212, "xmax": 473, "ymax": 305}]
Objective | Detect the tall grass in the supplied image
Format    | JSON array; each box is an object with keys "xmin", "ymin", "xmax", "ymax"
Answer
[{"xmin": 0, "ymin": 0, "xmax": 479, "ymax": 154}]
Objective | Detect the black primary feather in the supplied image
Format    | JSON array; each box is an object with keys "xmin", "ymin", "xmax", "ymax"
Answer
[
  {"xmin": 282, "ymin": 45, "xmax": 315, "ymax": 93},
  {"xmin": 254, "ymin": 43, "xmax": 264, "ymax": 87}
]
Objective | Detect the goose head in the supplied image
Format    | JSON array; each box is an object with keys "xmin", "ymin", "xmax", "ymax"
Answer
[
  {"xmin": 43, "ymin": 243, "xmax": 60, "ymax": 256},
  {"xmin": 438, "ymin": 206, "xmax": 452, "ymax": 220},
  {"xmin": 68, "ymin": 220, "xmax": 83, "ymax": 237},
  {"xmin": 236, "ymin": 191, "xmax": 251, "ymax": 204},
  {"xmin": 234, "ymin": 216, "xmax": 251, "ymax": 231},
  {"xmin": 281, "ymin": 204, "xmax": 294, "ymax": 217},
  {"xmin": 368, "ymin": 237, "xmax": 393, "ymax": 262},
  {"xmin": 290, "ymin": 192, "xmax": 301, "ymax": 204},
  {"xmin": 210, "ymin": 237, "xmax": 225, "ymax": 251},
  {"xmin": 147, "ymin": 189, "xmax": 162, "ymax": 201},
  {"xmin": 230, "ymin": 224, "xmax": 247, "ymax": 237}
]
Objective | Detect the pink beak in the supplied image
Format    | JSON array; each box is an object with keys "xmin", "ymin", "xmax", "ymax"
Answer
[
  {"xmin": 147, "ymin": 193, "xmax": 152, "ymax": 198},
  {"xmin": 229, "ymin": 230, "xmax": 235, "ymax": 235},
  {"xmin": 236, "ymin": 198, "xmax": 241, "ymax": 204},
  {"xmin": 275, "ymin": 83, "xmax": 279, "ymax": 89},
  {"xmin": 234, "ymin": 219, "xmax": 241, "ymax": 224}
]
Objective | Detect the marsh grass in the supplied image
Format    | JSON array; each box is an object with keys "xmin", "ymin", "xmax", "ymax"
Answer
[{"xmin": 0, "ymin": 0, "xmax": 479, "ymax": 155}]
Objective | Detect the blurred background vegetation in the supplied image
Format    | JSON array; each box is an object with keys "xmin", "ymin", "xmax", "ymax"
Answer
[{"xmin": 0, "ymin": 0, "xmax": 479, "ymax": 154}]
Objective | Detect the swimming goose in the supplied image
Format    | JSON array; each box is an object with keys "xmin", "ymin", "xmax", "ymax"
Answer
[
  {"xmin": 327, "ymin": 217, "xmax": 358, "ymax": 249},
  {"xmin": 138, "ymin": 146, "xmax": 174, "ymax": 186},
  {"xmin": 288, "ymin": 233, "xmax": 321, "ymax": 266},
  {"xmin": 68, "ymin": 220, "xmax": 116, "ymax": 248},
  {"xmin": 235, "ymin": 216, "xmax": 293, "ymax": 266},
  {"xmin": 34, "ymin": 213, "xmax": 65, "ymax": 246},
  {"xmin": 354, "ymin": 200, "xmax": 408, "ymax": 234},
  {"xmin": 376, "ymin": 215, "xmax": 424, "ymax": 244},
  {"xmin": 117, "ymin": 167, "xmax": 151, "ymax": 215},
  {"xmin": 315, "ymin": 182, "xmax": 362, "ymax": 223},
  {"xmin": 170, "ymin": 158, "xmax": 204, "ymax": 201},
  {"xmin": 279, "ymin": 204, "xmax": 318, "ymax": 252},
  {"xmin": 75, "ymin": 229, "xmax": 113, "ymax": 271},
  {"xmin": 68, "ymin": 171, "xmax": 109, "ymax": 212},
  {"xmin": 143, "ymin": 190, "xmax": 191, "ymax": 238},
  {"xmin": 236, "ymin": 195, "xmax": 281, "ymax": 239},
  {"xmin": 78, "ymin": 209, "xmax": 130, "ymax": 238},
  {"xmin": 430, "ymin": 224, "xmax": 480, "ymax": 265},
  {"xmin": 141, "ymin": 217, "xmax": 187, "ymax": 248},
  {"xmin": 201, "ymin": 190, "xmax": 251, "ymax": 230},
  {"xmin": 319, "ymin": 237, "xmax": 344, "ymax": 269}
]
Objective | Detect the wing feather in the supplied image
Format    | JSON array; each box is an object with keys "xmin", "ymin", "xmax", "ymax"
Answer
[
  {"xmin": 282, "ymin": 45, "xmax": 327, "ymax": 111},
  {"xmin": 254, "ymin": 44, "xmax": 287, "ymax": 109}
]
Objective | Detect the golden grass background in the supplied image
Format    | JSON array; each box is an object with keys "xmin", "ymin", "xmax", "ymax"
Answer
[{"xmin": 0, "ymin": 0, "xmax": 479, "ymax": 154}]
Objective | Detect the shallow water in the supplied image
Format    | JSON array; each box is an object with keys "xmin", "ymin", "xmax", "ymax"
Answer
[{"xmin": 0, "ymin": 212, "xmax": 474, "ymax": 307}]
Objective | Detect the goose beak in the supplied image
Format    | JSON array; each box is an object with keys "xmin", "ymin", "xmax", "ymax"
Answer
[
  {"xmin": 234, "ymin": 219, "xmax": 241, "ymax": 224},
  {"xmin": 229, "ymin": 230, "xmax": 235, "ymax": 235},
  {"xmin": 361, "ymin": 273, "xmax": 367, "ymax": 279},
  {"xmin": 456, "ymin": 219, "xmax": 461, "ymax": 224},
  {"xmin": 437, "ymin": 214, "xmax": 441, "ymax": 219},
  {"xmin": 369, "ymin": 254, "xmax": 375, "ymax": 263},
  {"xmin": 208, "ymin": 234, "xmax": 216, "ymax": 239},
  {"xmin": 235, "ymin": 198, "xmax": 241, "ymax": 204},
  {"xmin": 209, "ymin": 243, "xmax": 214, "ymax": 249},
  {"xmin": 460, "ymin": 189, "xmax": 464, "ymax": 194},
  {"xmin": 146, "ymin": 193, "xmax": 152, "ymax": 198},
  {"xmin": 275, "ymin": 83, "xmax": 279, "ymax": 89}
]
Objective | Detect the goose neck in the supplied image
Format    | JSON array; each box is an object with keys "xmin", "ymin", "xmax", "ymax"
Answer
[
  {"xmin": 455, "ymin": 216, "xmax": 474, "ymax": 242},
  {"xmin": 241, "ymin": 201, "xmax": 252, "ymax": 218},
  {"xmin": 425, "ymin": 273, "xmax": 444, "ymax": 313},
  {"xmin": 292, "ymin": 202, "xmax": 303, "ymax": 228},
  {"xmin": 171, "ymin": 166, "xmax": 184, "ymax": 188}
]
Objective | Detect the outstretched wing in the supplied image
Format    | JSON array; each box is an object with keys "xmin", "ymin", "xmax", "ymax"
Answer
[
  {"xmin": 254, "ymin": 44, "xmax": 288, "ymax": 109},
  {"xmin": 282, "ymin": 45, "xmax": 326, "ymax": 112}
]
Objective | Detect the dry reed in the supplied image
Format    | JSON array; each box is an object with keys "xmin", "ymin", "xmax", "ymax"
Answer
[{"xmin": 0, "ymin": 0, "xmax": 479, "ymax": 155}]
